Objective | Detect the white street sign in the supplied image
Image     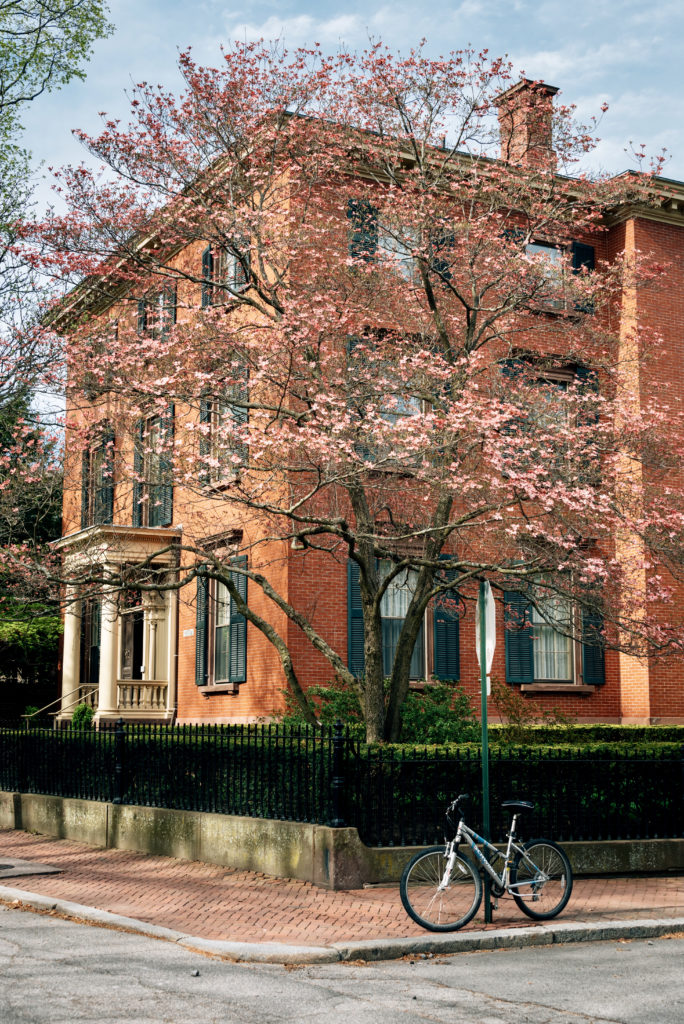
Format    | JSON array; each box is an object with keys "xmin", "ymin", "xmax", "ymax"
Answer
[{"xmin": 476, "ymin": 580, "xmax": 496, "ymax": 695}]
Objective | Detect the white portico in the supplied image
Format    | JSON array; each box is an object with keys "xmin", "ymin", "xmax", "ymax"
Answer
[{"xmin": 54, "ymin": 524, "xmax": 181, "ymax": 724}]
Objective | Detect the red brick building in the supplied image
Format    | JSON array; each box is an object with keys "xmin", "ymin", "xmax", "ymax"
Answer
[{"xmin": 54, "ymin": 77, "xmax": 684, "ymax": 729}]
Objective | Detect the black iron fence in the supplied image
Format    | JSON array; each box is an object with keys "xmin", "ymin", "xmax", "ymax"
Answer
[{"xmin": 0, "ymin": 720, "xmax": 682, "ymax": 847}]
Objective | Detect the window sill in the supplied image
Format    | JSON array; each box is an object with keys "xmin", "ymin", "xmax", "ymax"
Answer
[
  {"xmin": 520, "ymin": 684, "xmax": 595, "ymax": 694},
  {"xmin": 198, "ymin": 683, "xmax": 239, "ymax": 696}
]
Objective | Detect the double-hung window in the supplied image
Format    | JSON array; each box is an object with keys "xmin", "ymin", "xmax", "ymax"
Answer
[
  {"xmin": 505, "ymin": 589, "xmax": 604, "ymax": 688},
  {"xmin": 201, "ymin": 242, "xmax": 250, "ymax": 307},
  {"xmin": 525, "ymin": 240, "xmax": 595, "ymax": 312},
  {"xmin": 347, "ymin": 199, "xmax": 419, "ymax": 282},
  {"xmin": 348, "ymin": 560, "xmax": 460, "ymax": 681},
  {"xmin": 195, "ymin": 558, "xmax": 248, "ymax": 691},
  {"xmin": 133, "ymin": 409, "xmax": 174, "ymax": 527},
  {"xmin": 137, "ymin": 286, "xmax": 176, "ymax": 339},
  {"xmin": 81, "ymin": 426, "xmax": 115, "ymax": 528},
  {"xmin": 199, "ymin": 363, "xmax": 249, "ymax": 483},
  {"xmin": 379, "ymin": 561, "xmax": 425, "ymax": 677},
  {"xmin": 378, "ymin": 223, "xmax": 418, "ymax": 281}
]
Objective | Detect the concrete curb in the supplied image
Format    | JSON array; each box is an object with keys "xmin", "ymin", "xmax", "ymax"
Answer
[{"xmin": 1, "ymin": 884, "xmax": 683, "ymax": 964}]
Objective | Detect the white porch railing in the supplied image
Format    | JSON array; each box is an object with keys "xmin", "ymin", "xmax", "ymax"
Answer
[
  {"xmin": 116, "ymin": 681, "xmax": 169, "ymax": 712},
  {"xmin": 78, "ymin": 685, "xmax": 99, "ymax": 709}
]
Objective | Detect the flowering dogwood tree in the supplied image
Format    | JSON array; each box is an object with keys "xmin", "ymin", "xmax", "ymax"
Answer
[{"xmin": 24, "ymin": 42, "xmax": 683, "ymax": 741}]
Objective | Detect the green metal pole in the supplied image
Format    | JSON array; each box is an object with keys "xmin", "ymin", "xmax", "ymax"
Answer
[{"xmin": 479, "ymin": 579, "xmax": 492, "ymax": 923}]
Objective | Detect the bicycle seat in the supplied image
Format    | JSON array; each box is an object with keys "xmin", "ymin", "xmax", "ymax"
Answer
[{"xmin": 501, "ymin": 800, "xmax": 535, "ymax": 813}]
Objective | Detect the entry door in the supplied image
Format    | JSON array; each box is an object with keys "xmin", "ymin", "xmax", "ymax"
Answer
[{"xmin": 120, "ymin": 609, "xmax": 144, "ymax": 680}]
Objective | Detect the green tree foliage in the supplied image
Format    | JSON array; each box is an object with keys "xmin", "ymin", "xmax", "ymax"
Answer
[
  {"xmin": 0, "ymin": 0, "xmax": 113, "ymax": 403},
  {"xmin": 0, "ymin": 1, "xmax": 112, "ymax": 136},
  {"xmin": 0, "ymin": 3, "xmax": 110, "ymax": 684}
]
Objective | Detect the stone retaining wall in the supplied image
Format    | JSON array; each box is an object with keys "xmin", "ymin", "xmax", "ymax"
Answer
[{"xmin": 2, "ymin": 791, "xmax": 682, "ymax": 890}]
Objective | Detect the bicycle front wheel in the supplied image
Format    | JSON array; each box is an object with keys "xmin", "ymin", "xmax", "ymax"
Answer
[
  {"xmin": 400, "ymin": 846, "xmax": 482, "ymax": 932},
  {"xmin": 511, "ymin": 839, "xmax": 573, "ymax": 920}
]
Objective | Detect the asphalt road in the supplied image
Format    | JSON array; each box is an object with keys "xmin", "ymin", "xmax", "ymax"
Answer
[{"xmin": 1, "ymin": 904, "xmax": 682, "ymax": 1023}]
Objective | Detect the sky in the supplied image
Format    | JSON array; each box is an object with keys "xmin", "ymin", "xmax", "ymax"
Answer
[{"xmin": 20, "ymin": 0, "xmax": 684, "ymax": 211}]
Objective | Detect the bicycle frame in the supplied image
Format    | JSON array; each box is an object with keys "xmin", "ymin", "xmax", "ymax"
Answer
[{"xmin": 439, "ymin": 814, "xmax": 547, "ymax": 894}]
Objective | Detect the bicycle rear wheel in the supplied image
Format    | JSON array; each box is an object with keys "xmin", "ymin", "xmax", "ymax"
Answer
[
  {"xmin": 400, "ymin": 846, "xmax": 482, "ymax": 932},
  {"xmin": 511, "ymin": 839, "xmax": 573, "ymax": 920}
]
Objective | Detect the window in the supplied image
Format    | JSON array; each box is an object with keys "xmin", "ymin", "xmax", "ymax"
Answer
[
  {"xmin": 137, "ymin": 286, "xmax": 176, "ymax": 339},
  {"xmin": 530, "ymin": 595, "xmax": 573, "ymax": 681},
  {"xmin": 347, "ymin": 200, "xmax": 420, "ymax": 282},
  {"xmin": 525, "ymin": 241, "xmax": 595, "ymax": 312},
  {"xmin": 525, "ymin": 241, "xmax": 564, "ymax": 309},
  {"xmin": 81, "ymin": 426, "xmax": 115, "ymax": 528},
  {"xmin": 379, "ymin": 561, "xmax": 425, "ymax": 677},
  {"xmin": 201, "ymin": 242, "xmax": 250, "ymax": 307},
  {"xmin": 133, "ymin": 409, "xmax": 174, "ymax": 527},
  {"xmin": 199, "ymin": 365, "xmax": 249, "ymax": 482},
  {"xmin": 347, "ymin": 199, "xmax": 378, "ymax": 261},
  {"xmin": 504, "ymin": 589, "xmax": 604, "ymax": 687},
  {"xmin": 348, "ymin": 335, "xmax": 422, "ymax": 465},
  {"xmin": 378, "ymin": 223, "xmax": 418, "ymax": 281},
  {"xmin": 348, "ymin": 560, "xmax": 460, "ymax": 681},
  {"xmin": 499, "ymin": 357, "xmax": 599, "ymax": 483},
  {"xmin": 195, "ymin": 558, "xmax": 247, "ymax": 690}
]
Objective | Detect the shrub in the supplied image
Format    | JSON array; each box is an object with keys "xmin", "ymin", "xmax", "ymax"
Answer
[
  {"xmin": 281, "ymin": 677, "xmax": 365, "ymax": 731},
  {"xmin": 489, "ymin": 676, "xmax": 576, "ymax": 745},
  {"xmin": 400, "ymin": 683, "xmax": 478, "ymax": 744},
  {"xmin": 281, "ymin": 677, "xmax": 478, "ymax": 744},
  {"xmin": 71, "ymin": 703, "xmax": 94, "ymax": 730}
]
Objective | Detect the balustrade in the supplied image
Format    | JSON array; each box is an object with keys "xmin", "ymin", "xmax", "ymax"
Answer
[{"xmin": 116, "ymin": 681, "xmax": 168, "ymax": 711}]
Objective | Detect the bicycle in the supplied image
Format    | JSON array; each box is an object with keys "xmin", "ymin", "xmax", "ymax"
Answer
[{"xmin": 400, "ymin": 793, "xmax": 573, "ymax": 931}]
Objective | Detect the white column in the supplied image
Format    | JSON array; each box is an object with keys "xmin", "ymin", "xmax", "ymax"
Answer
[
  {"xmin": 165, "ymin": 589, "xmax": 177, "ymax": 714},
  {"xmin": 96, "ymin": 585, "xmax": 119, "ymax": 717},
  {"xmin": 60, "ymin": 586, "xmax": 81, "ymax": 715}
]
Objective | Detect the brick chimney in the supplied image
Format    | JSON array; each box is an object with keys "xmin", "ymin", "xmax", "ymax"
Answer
[{"xmin": 494, "ymin": 79, "xmax": 559, "ymax": 171}]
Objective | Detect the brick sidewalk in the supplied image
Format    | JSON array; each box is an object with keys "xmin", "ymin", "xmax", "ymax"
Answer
[{"xmin": 1, "ymin": 829, "xmax": 683, "ymax": 945}]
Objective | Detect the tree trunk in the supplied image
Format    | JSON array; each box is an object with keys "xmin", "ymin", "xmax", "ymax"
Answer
[{"xmin": 361, "ymin": 618, "xmax": 385, "ymax": 743}]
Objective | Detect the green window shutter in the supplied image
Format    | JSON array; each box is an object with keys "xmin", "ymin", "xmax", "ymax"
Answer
[
  {"xmin": 229, "ymin": 556, "xmax": 247, "ymax": 683},
  {"xmin": 199, "ymin": 394, "xmax": 211, "ymax": 482},
  {"xmin": 433, "ymin": 598, "xmax": 460, "ymax": 682},
  {"xmin": 161, "ymin": 286, "xmax": 177, "ymax": 339},
  {"xmin": 229, "ymin": 362, "xmax": 249, "ymax": 465},
  {"xmin": 433, "ymin": 557, "xmax": 460, "ymax": 681},
  {"xmin": 504, "ymin": 591, "xmax": 534, "ymax": 684},
  {"xmin": 159, "ymin": 404, "xmax": 174, "ymax": 527},
  {"xmin": 137, "ymin": 298, "xmax": 147, "ymax": 334},
  {"xmin": 575, "ymin": 364, "xmax": 599, "ymax": 420},
  {"xmin": 347, "ymin": 560, "xmax": 365, "ymax": 677},
  {"xmin": 195, "ymin": 575, "xmax": 208, "ymax": 686},
  {"xmin": 236, "ymin": 240, "xmax": 250, "ymax": 289},
  {"xmin": 201, "ymin": 246, "xmax": 214, "ymax": 308},
  {"xmin": 132, "ymin": 419, "xmax": 144, "ymax": 527},
  {"xmin": 81, "ymin": 449, "xmax": 90, "ymax": 528},
  {"xmin": 347, "ymin": 199, "xmax": 378, "ymax": 261},
  {"xmin": 99, "ymin": 426, "xmax": 115, "ymax": 525},
  {"xmin": 582, "ymin": 609, "xmax": 605, "ymax": 685}
]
